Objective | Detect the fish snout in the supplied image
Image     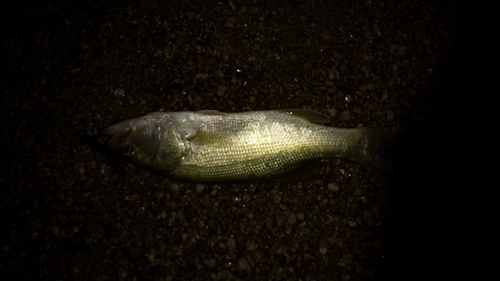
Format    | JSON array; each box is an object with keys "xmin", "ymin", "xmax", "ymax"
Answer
[{"xmin": 98, "ymin": 119, "xmax": 138, "ymax": 155}]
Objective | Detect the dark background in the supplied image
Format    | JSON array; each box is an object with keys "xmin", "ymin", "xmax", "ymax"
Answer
[{"xmin": 1, "ymin": 0, "xmax": 497, "ymax": 280}]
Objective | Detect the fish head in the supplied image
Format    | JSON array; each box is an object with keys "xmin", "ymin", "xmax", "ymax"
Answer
[{"xmin": 99, "ymin": 112, "xmax": 185, "ymax": 171}]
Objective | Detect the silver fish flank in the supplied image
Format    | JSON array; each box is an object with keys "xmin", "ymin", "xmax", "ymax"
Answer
[{"xmin": 99, "ymin": 109, "xmax": 395, "ymax": 182}]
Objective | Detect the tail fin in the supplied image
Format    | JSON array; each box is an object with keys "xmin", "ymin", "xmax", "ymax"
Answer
[{"xmin": 354, "ymin": 128, "xmax": 399, "ymax": 174}]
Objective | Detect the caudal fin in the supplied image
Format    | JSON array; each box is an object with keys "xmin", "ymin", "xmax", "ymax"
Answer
[{"xmin": 354, "ymin": 128, "xmax": 399, "ymax": 174}]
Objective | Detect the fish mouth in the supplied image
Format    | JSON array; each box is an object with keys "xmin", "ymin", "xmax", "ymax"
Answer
[
  {"xmin": 98, "ymin": 118, "xmax": 139, "ymax": 153},
  {"xmin": 77, "ymin": 129, "xmax": 118, "ymax": 159},
  {"xmin": 98, "ymin": 115, "xmax": 165, "ymax": 156}
]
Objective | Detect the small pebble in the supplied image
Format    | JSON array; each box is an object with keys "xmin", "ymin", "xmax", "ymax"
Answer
[
  {"xmin": 328, "ymin": 182, "xmax": 339, "ymax": 192},
  {"xmin": 113, "ymin": 88, "xmax": 125, "ymax": 97}
]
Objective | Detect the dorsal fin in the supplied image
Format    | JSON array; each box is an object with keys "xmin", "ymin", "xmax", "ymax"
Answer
[
  {"xmin": 196, "ymin": 110, "xmax": 229, "ymax": 116},
  {"xmin": 196, "ymin": 109, "xmax": 329, "ymax": 124},
  {"xmin": 276, "ymin": 109, "xmax": 330, "ymax": 124}
]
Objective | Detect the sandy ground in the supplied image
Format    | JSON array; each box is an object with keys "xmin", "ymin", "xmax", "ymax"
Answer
[{"xmin": 1, "ymin": 0, "xmax": 497, "ymax": 280}]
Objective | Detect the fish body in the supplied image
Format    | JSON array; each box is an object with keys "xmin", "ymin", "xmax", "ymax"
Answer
[{"xmin": 99, "ymin": 109, "xmax": 394, "ymax": 182}]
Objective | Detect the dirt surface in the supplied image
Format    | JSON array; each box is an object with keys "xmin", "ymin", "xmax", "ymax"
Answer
[{"xmin": 1, "ymin": 0, "xmax": 497, "ymax": 280}]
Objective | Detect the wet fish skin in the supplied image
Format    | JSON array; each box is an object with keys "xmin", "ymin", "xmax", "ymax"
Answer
[{"xmin": 99, "ymin": 109, "xmax": 395, "ymax": 182}]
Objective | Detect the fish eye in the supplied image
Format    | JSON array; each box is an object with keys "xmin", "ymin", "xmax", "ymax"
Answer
[{"xmin": 122, "ymin": 147, "xmax": 134, "ymax": 155}]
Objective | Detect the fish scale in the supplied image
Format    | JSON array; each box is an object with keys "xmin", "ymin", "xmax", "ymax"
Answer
[{"xmin": 99, "ymin": 109, "xmax": 395, "ymax": 182}]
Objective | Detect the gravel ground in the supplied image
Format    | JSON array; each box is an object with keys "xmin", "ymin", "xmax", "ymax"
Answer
[{"xmin": 1, "ymin": 0, "xmax": 497, "ymax": 280}]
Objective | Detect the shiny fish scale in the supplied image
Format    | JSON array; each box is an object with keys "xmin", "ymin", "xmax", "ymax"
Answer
[
  {"xmin": 100, "ymin": 110, "xmax": 392, "ymax": 182},
  {"xmin": 169, "ymin": 112, "xmax": 357, "ymax": 181}
]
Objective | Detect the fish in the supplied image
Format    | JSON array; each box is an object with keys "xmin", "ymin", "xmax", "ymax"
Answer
[{"xmin": 98, "ymin": 109, "xmax": 396, "ymax": 182}]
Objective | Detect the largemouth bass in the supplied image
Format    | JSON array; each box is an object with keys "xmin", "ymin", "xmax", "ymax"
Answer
[{"xmin": 99, "ymin": 109, "xmax": 395, "ymax": 182}]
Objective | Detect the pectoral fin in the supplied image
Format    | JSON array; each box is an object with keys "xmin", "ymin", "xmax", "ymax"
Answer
[{"xmin": 185, "ymin": 128, "xmax": 232, "ymax": 147}]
